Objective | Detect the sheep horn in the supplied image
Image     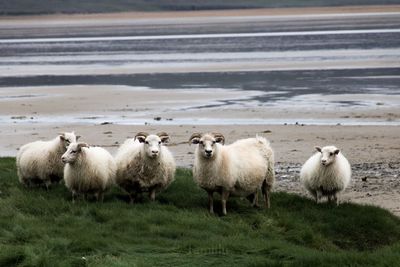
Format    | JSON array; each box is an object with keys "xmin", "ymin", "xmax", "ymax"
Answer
[
  {"xmin": 77, "ymin": 143, "xmax": 89, "ymax": 150},
  {"xmin": 135, "ymin": 132, "xmax": 148, "ymax": 143},
  {"xmin": 157, "ymin": 132, "xmax": 170, "ymax": 143},
  {"xmin": 212, "ymin": 133, "xmax": 225, "ymax": 145},
  {"xmin": 189, "ymin": 133, "xmax": 202, "ymax": 145}
]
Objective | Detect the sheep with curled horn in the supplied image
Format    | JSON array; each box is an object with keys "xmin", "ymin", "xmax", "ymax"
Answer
[
  {"xmin": 189, "ymin": 132, "xmax": 275, "ymax": 215},
  {"xmin": 115, "ymin": 132, "xmax": 176, "ymax": 203}
]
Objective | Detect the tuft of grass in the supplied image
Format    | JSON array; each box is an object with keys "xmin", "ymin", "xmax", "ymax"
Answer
[{"xmin": 0, "ymin": 157, "xmax": 400, "ymax": 266}]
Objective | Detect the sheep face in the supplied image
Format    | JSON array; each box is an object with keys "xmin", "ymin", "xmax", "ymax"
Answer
[
  {"xmin": 315, "ymin": 146, "xmax": 340, "ymax": 166},
  {"xmin": 59, "ymin": 132, "xmax": 80, "ymax": 148},
  {"xmin": 61, "ymin": 142, "xmax": 88, "ymax": 164},
  {"xmin": 190, "ymin": 133, "xmax": 225, "ymax": 159},
  {"xmin": 135, "ymin": 132, "xmax": 169, "ymax": 159}
]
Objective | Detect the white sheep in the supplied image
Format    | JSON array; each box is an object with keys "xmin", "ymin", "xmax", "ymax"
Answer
[
  {"xmin": 16, "ymin": 132, "xmax": 79, "ymax": 189},
  {"xmin": 115, "ymin": 132, "xmax": 176, "ymax": 203},
  {"xmin": 189, "ymin": 133, "xmax": 275, "ymax": 215},
  {"xmin": 300, "ymin": 145, "xmax": 351, "ymax": 205},
  {"xmin": 62, "ymin": 142, "xmax": 116, "ymax": 202}
]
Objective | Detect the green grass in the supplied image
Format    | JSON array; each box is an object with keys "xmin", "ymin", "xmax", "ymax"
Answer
[
  {"xmin": 1, "ymin": 0, "xmax": 400, "ymax": 15},
  {"xmin": 1, "ymin": 157, "xmax": 400, "ymax": 267}
]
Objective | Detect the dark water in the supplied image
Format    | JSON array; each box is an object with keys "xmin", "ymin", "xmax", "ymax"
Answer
[{"xmin": 1, "ymin": 68, "xmax": 399, "ymax": 105}]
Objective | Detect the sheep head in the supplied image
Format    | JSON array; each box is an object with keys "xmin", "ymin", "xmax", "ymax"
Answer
[
  {"xmin": 189, "ymin": 132, "xmax": 225, "ymax": 159},
  {"xmin": 61, "ymin": 142, "xmax": 89, "ymax": 164},
  {"xmin": 136, "ymin": 132, "xmax": 169, "ymax": 159},
  {"xmin": 315, "ymin": 146, "xmax": 340, "ymax": 166},
  {"xmin": 59, "ymin": 131, "xmax": 80, "ymax": 149}
]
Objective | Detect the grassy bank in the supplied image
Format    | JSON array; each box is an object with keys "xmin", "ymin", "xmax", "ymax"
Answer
[
  {"xmin": 0, "ymin": 157, "xmax": 400, "ymax": 266},
  {"xmin": 1, "ymin": 0, "xmax": 400, "ymax": 15}
]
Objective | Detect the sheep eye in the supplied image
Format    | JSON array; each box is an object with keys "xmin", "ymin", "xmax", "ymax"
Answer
[
  {"xmin": 329, "ymin": 152, "xmax": 333, "ymax": 156},
  {"xmin": 158, "ymin": 141, "xmax": 161, "ymax": 145},
  {"xmin": 199, "ymin": 141, "xmax": 203, "ymax": 145},
  {"xmin": 145, "ymin": 141, "xmax": 149, "ymax": 144},
  {"xmin": 212, "ymin": 141, "xmax": 216, "ymax": 145},
  {"xmin": 71, "ymin": 151, "xmax": 76, "ymax": 154}
]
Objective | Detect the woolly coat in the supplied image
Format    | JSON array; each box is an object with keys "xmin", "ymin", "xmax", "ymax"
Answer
[
  {"xmin": 300, "ymin": 151, "xmax": 351, "ymax": 197},
  {"xmin": 193, "ymin": 136, "xmax": 274, "ymax": 196},
  {"xmin": 17, "ymin": 136, "xmax": 67, "ymax": 186},
  {"xmin": 115, "ymin": 139, "xmax": 176, "ymax": 193},
  {"xmin": 64, "ymin": 146, "xmax": 116, "ymax": 195}
]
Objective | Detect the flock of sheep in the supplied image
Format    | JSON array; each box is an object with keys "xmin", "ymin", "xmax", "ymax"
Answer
[{"xmin": 16, "ymin": 131, "xmax": 351, "ymax": 215}]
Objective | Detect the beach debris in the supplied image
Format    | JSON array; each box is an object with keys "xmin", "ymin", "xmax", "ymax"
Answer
[
  {"xmin": 100, "ymin": 122, "xmax": 112, "ymax": 125},
  {"xmin": 154, "ymin": 117, "xmax": 162, "ymax": 121},
  {"xmin": 262, "ymin": 130, "xmax": 272, "ymax": 133},
  {"xmin": 11, "ymin": 116, "xmax": 27, "ymax": 120},
  {"xmin": 103, "ymin": 131, "xmax": 113, "ymax": 134},
  {"xmin": 362, "ymin": 177, "xmax": 368, "ymax": 182}
]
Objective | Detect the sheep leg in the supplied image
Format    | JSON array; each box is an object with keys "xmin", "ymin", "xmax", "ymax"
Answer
[
  {"xmin": 207, "ymin": 190, "xmax": 214, "ymax": 214},
  {"xmin": 128, "ymin": 193, "xmax": 135, "ymax": 204},
  {"xmin": 221, "ymin": 189, "xmax": 230, "ymax": 216},
  {"xmin": 72, "ymin": 192, "xmax": 77, "ymax": 203},
  {"xmin": 333, "ymin": 194, "xmax": 339, "ymax": 206},
  {"xmin": 316, "ymin": 190, "xmax": 323, "ymax": 204},
  {"xmin": 262, "ymin": 180, "xmax": 271, "ymax": 209},
  {"xmin": 44, "ymin": 180, "xmax": 51, "ymax": 191},
  {"xmin": 149, "ymin": 188, "xmax": 156, "ymax": 201},
  {"xmin": 95, "ymin": 192, "xmax": 104, "ymax": 202},
  {"xmin": 246, "ymin": 192, "xmax": 259, "ymax": 208}
]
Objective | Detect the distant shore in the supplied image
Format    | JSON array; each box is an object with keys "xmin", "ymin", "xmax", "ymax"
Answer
[
  {"xmin": 2, "ymin": 1, "xmax": 400, "ymax": 16},
  {"xmin": 2, "ymin": 5, "xmax": 400, "ymax": 20}
]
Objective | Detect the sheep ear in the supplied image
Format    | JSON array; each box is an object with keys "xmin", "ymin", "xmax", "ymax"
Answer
[
  {"xmin": 59, "ymin": 134, "xmax": 65, "ymax": 141},
  {"xmin": 315, "ymin": 146, "xmax": 322, "ymax": 152},
  {"xmin": 189, "ymin": 133, "xmax": 201, "ymax": 145},
  {"xmin": 135, "ymin": 132, "xmax": 148, "ymax": 143},
  {"xmin": 157, "ymin": 132, "xmax": 170, "ymax": 143},
  {"xmin": 212, "ymin": 133, "xmax": 225, "ymax": 145},
  {"xmin": 76, "ymin": 135, "xmax": 81, "ymax": 140},
  {"xmin": 77, "ymin": 143, "xmax": 89, "ymax": 150},
  {"xmin": 334, "ymin": 149, "xmax": 340, "ymax": 155}
]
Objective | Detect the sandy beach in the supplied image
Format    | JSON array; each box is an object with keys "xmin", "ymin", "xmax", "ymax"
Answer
[
  {"xmin": 1, "ymin": 86, "xmax": 399, "ymax": 215},
  {"xmin": 0, "ymin": 5, "xmax": 399, "ymax": 215}
]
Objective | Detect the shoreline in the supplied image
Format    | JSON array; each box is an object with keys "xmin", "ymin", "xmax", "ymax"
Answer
[{"xmin": 2, "ymin": 5, "xmax": 400, "ymax": 21}]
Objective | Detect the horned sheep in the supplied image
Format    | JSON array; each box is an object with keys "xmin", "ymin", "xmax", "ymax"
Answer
[
  {"xmin": 62, "ymin": 142, "xmax": 116, "ymax": 202},
  {"xmin": 115, "ymin": 132, "xmax": 176, "ymax": 203},
  {"xmin": 189, "ymin": 133, "xmax": 275, "ymax": 215},
  {"xmin": 300, "ymin": 145, "xmax": 351, "ymax": 205},
  {"xmin": 16, "ymin": 132, "xmax": 79, "ymax": 188}
]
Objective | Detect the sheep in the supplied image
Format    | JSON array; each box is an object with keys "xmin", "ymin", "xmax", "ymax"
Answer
[
  {"xmin": 62, "ymin": 142, "xmax": 116, "ymax": 202},
  {"xmin": 16, "ymin": 132, "xmax": 79, "ymax": 189},
  {"xmin": 189, "ymin": 133, "xmax": 275, "ymax": 215},
  {"xmin": 115, "ymin": 132, "xmax": 176, "ymax": 203},
  {"xmin": 300, "ymin": 145, "xmax": 351, "ymax": 205}
]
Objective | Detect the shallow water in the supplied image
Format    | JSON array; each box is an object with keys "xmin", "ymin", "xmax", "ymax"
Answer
[{"xmin": 0, "ymin": 10, "xmax": 399, "ymax": 125}]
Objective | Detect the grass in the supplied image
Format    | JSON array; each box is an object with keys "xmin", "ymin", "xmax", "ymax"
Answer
[
  {"xmin": 1, "ymin": 157, "xmax": 400, "ymax": 266},
  {"xmin": 1, "ymin": 0, "xmax": 400, "ymax": 15}
]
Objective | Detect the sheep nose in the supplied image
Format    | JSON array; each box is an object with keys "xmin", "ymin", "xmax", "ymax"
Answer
[
  {"xmin": 205, "ymin": 149, "xmax": 212, "ymax": 154},
  {"xmin": 321, "ymin": 159, "xmax": 327, "ymax": 164},
  {"xmin": 152, "ymin": 150, "xmax": 159, "ymax": 154}
]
